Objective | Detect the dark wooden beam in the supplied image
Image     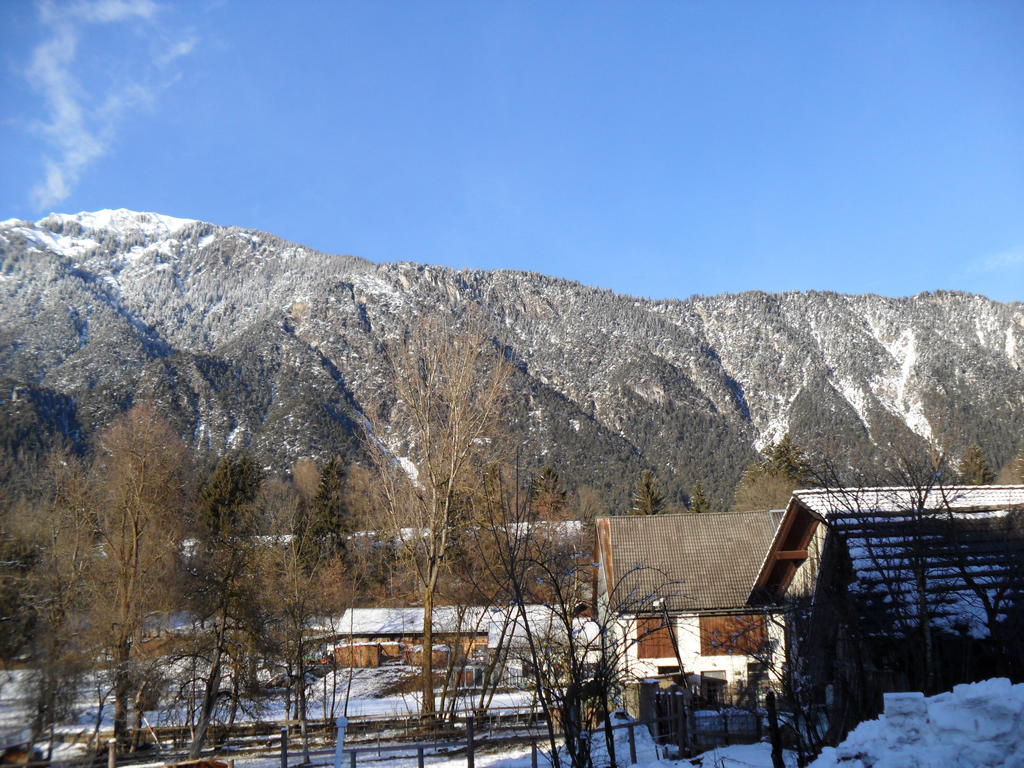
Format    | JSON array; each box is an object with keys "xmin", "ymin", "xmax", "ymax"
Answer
[{"xmin": 776, "ymin": 549, "xmax": 808, "ymax": 560}]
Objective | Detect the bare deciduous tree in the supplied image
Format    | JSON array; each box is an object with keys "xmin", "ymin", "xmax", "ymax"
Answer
[
  {"xmin": 365, "ymin": 318, "xmax": 512, "ymax": 717},
  {"xmin": 87, "ymin": 403, "xmax": 190, "ymax": 750}
]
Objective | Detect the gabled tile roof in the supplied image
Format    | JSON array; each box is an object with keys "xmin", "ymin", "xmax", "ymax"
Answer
[{"xmin": 598, "ymin": 510, "xmax": 785, "ymax": 613}]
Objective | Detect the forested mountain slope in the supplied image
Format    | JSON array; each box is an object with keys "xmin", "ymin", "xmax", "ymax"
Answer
[{"xmin": 2, "ymin": 210, "xmax": 1022, "ymax": 509}]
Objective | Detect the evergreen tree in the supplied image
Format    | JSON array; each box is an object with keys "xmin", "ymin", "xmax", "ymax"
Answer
[
  {"xmin": 764, "ymin": 433, "xmax": 811, "ymax": 484},
  {"xmin": 732, "ymin": 434, "xmax": 809, "ymax": 511},
  {"xmin": 629, "ymin": 470, "xmax": 666, "ymax": 515},
  {"xmin": 200, "ymin": 455, "xmax": 263, "ymax": 542},
  {"xmin": 305, "ymin": 457, "xmax": 348, "ymax": 555},
  {"xmin": 190, "ymin": 454, "xmax": 263, "ymax": 757},
  {"xmin": 960, "ymin": 441, "xmax": 996, "ymax": 485},
  {"xmin": 997, "ymin": 444, "xmax": 1024, "ymax": 484},
  {"xmin": 688, "ymin": 481, "xmax": 711, "ymax": 513},
  {"xmin": 533, "ymin": 465, "xmax": 569, "ymax": 520}
]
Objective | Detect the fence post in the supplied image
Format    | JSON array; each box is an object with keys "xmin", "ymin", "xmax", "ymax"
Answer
[
  {"xmin": 107, "ymin": 739, "xmax": 116, "ymax": 768},
  {"xmin": 350, "ymin": 750, "xmax": 357, "ymax": 768},
  {"xmin": 531, "ymin": 740, "xmax": 538, "ymax": 768},
  {"xmin": 673, "ymin": 697, "xmax": 683, "ymax": 752},
  {"xmin": 723, "ymin": 710, "xmax": 729, "ymax": 746},
  {"xmin": 627, "ymin": 723, "xmax": 637, "ymax": 765},
  {"xmin": 766, "ymin": 691, "xmax": 785, "ymax": 768},
  {"xmin": 466, "ymin": 715, "xmax": 475, "ymax": 768},
  {"xmin": 688, "ymin": 708, "xmax": 696, "ymax": 757},
  {"xmin": 418, "ymin": 745, "xmax": 425, "ymax": 768},
  {"xmin": 334, "ymin": 716, "xmax": 348, "ymax": 768},
  {"xmin": 280, "ymin": 727, "xmax": 288, "ymax": 768}
]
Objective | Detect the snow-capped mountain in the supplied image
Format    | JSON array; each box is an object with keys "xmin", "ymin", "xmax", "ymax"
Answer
[{"xmin": 2, "ymin": 209, "xmax": 1022, "ymax": 508}]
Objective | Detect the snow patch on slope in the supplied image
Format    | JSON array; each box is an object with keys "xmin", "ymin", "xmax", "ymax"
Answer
[
  {"xmin": 38, "ymin": 209, "xmax": 197, "ymax": 238},
  {"xmin": 870, "ymin": 328, "xmax": 934, "ymax": 443}
]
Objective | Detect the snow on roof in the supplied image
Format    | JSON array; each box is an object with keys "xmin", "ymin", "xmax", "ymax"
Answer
[
  {"xmin": 794, "ymin": 485, "xmax": 1024, "ymax": 517},
  {"xmin": 792, "ymin": 485, "xmax": 1024, "ymax": 639},
  {"xmin": 314, "ymin": 605, "xmax": 580, "ymax": 648}
]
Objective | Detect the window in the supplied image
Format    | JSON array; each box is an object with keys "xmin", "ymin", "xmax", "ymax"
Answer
[
  {"xmin": 699, "ymin": 614, "xmax": 767, "ymax": 656},
  {"xmin": 637, "ymin": 617, "xmax": 675, "ymax": 658}
]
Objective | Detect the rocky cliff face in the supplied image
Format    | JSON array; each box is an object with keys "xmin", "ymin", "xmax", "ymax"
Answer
[{"xmin": 2, "ymin": 209, "xmax": 1022, "ymax": 508}]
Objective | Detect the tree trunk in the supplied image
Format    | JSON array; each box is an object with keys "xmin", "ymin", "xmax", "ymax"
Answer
[
  {"xmin": 297, "ymin": 653, "xmax": 310, "ymax": 765},
  {"xmin": 112, "ymin": 637, "xmax": 132, "ymax": 751},
  {"xmin": 421, "ymin": 587, "xmax": 435, "ymax": 717},
  {"xmin": 188, "ymin": 606, "xmax": 229, "ymax": 758},
  {"xmin": 227, "ymin": 670, "xmax": 240, "ymax": 731},
  {"xmin": 130, "ymin": 684, "xmax": 147, "ymax": 752},
  {"xmin": 914, "ymin": 564, "xmax": 936, "ymax": 692},
  {"xmin": 284, "ymin": 660, "xmax": 292, "ymax": 720}
]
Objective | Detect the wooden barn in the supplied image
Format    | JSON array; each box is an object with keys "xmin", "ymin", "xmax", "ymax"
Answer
[
  {"xmin": 317, "ymin": 606, "xmax": 511, "ymax": 669},
  {"xmin": 750, "ymin": 485, "xmax": 1024, "ymax": 739}
]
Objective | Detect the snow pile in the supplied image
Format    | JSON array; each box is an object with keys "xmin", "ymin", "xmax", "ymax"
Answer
[
  {"xmin": 811, "ymin": 678, "xmax": 1024, "ymax": 768},
  {"xmin": 689, "ymin": 742, "xmax": 796, "ymax": 767}
]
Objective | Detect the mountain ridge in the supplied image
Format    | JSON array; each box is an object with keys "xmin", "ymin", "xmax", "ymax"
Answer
[{"xmin": 2, "ymin": 209, "xmax": 1022, "ymax": 510}]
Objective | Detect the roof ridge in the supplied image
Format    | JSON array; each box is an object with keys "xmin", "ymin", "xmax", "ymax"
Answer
[
  {"xmin": 600, "ymin": 508, "xmax": 782, "ymax": 521},
  {"xmin": 796, "ymin": 485, "xmax": 1024, "ymax": 494}
]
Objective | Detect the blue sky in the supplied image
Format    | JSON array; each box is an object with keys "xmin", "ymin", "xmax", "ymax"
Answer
[{"xmin": 1, "ymin": 1, "xmax": 1022, "ymax": 301}]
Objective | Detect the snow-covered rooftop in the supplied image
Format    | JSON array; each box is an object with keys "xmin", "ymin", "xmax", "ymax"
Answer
[
  {"xmin": 793, "ymin": 485, "xmax": 1024, "ymax": 639},
  {"xmin": 794, "ymin": 485, "xmax": 1024, "ymax": 517},
  {"xmin": 312, "ymin": 605, "xmax": 590, "ymax": 648}
]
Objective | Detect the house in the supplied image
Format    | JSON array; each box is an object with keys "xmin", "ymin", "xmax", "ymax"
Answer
[
  {"xmin": 312, "ymin": 606, "xmax": 491, "ymax": 670},
  {"xmin": 311, "ymin": 604, "xmax": 586, "ymax": 687},
  {"xmin": 595, "ymin": 510, "xmax": 786, "ymax": 706},
  {"xmin": 749, "ymin": 485, "xmax": 1024, "ymax": 738}
]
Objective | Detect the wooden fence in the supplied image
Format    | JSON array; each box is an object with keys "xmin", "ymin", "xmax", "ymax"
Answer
[
  {"xmin": 8, "ymin": 698, "xmax": 767, "ymax": 768},
  {"xmin": 51, "ymin": 704, "xmax": 545, "ymax": 750}
]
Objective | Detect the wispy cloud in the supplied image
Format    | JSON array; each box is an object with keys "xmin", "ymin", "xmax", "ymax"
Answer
[
  {"xmin": 158, "ymin": 35, "xmax": 198, "ymax": 67},
  {"xmin": 971, "ymin": 248, "xmax": 1024, "ymax": 274},
  {"xmin": 25, "ymin": 0, "xmax": 197, "ymax": 210}
]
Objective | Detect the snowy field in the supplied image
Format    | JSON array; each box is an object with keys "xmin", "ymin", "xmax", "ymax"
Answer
[{"xmin": 0, "ymin": 666, "xmax": 533, "ymax": 746}]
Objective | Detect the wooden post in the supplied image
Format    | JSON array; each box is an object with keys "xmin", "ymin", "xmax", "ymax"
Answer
[
  {"xmin": 676, "ymin": 697, "xmax": 687, "ymax": 754},
  {"xmin": 627, "ymin": 724, "xmax": 637, "ymax": 765},
  {"xmin": 349, "ymin": 750, "xmax": 357, "ymax": 768},
  {"xmin": 766, "ymin": 691, "xmax": 785, "ymax": 768},
  {"xmin": 684, "ymin": 703, "xmax": 694, "ymax": 756},
  {"xmin": 417, "ymin": 745, "xmax": 425, "ymax": 768},
  {"xmin": 280, "ymin": 727, "xmax": 288, "ymax": 768},
  {"xmin": 107, "ymin": 739, "xmax": 116, "ymax": 768},
  {"xmin": 466, "ymin": 715, "xmax": 475, "ymax": 768},
  {"xmin": 531, "ymin": 740, "xmax": 538, "ymax": 768},
  {"xmin": 723, "ymin": 709, "xmax": 729, "ymax": 746}
]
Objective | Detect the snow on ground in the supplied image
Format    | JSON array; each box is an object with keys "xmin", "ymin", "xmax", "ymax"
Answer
[
  {"xmin": 811, "ymin": 678, "xmax": 1024, "ymax": 768},
  {"xmin": 0, "ymin": 665, "xmax": 534, "ymax": 746},
  {"xmin": 686, "ymin": 743, "xmax": 796, "ymax": 768}
]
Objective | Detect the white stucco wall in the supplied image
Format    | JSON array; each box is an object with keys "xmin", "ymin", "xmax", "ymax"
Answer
[{"xmin": 618, "ymin": 612, "xmax": 785, "ymax": 690}]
